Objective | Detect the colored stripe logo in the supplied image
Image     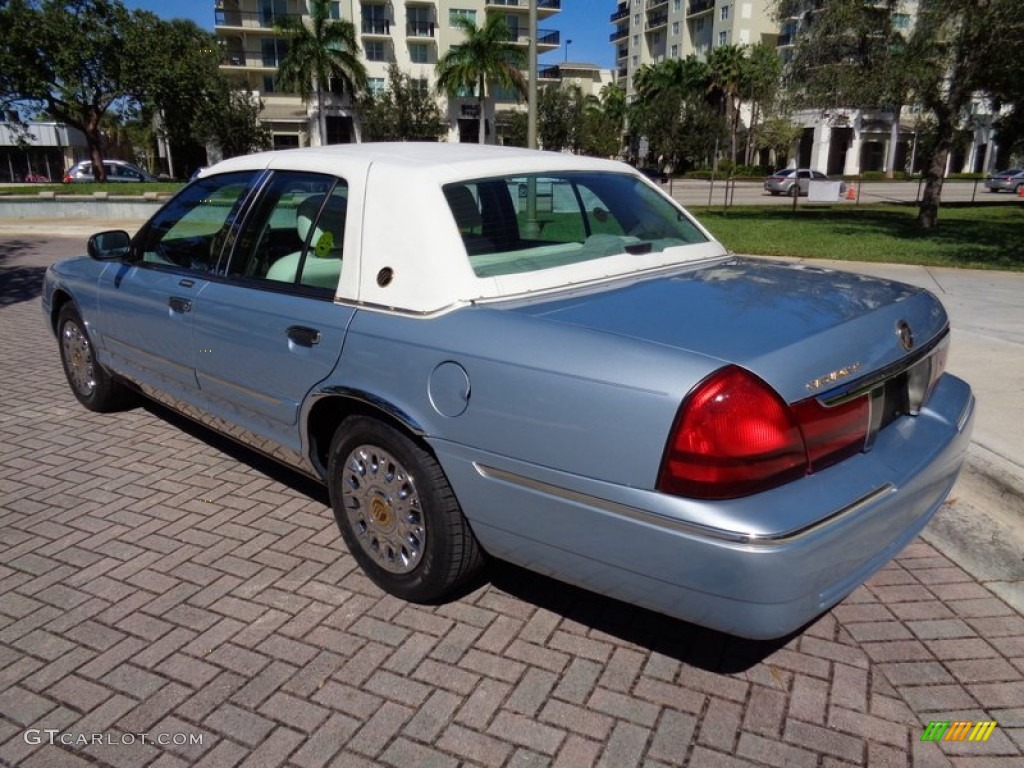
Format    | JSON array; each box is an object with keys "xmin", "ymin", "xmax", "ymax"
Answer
[{"xmin": 921, "ymin": 721, "xmax": 998, "ymax": 742}]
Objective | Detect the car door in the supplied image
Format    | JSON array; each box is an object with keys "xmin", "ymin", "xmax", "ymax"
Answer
[
  {"xmin": 93, "ymin": 171, "xmax": 259, "ymax": 401},
  {"xmin": 190, "ymin": 170, "xmax": 355, "ymax": 454},
  {"xmin": 797, "ymin": 170, "xmax": 812, "ymax": 195}
]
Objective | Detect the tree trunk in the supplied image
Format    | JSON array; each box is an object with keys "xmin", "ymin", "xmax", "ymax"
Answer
[
  {"xmin": 917, "ymin": 116, "xmax": 954, "ymax": 230},
  {"xmin": 478, "ymin": 75, "xmax": 486, "ymax": 145},
  {"xmin": 317, "ymin": 86, "xmax": 325, "ymax": 146},
  {"xmin": 85, "ymin": 109, "xmax": 106, "ymax": 183}
]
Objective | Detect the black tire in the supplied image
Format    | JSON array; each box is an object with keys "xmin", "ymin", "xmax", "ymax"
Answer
[
  {"xmin": 57, "ymin": 304, "xmax": 134, "ymax": 412},
  {"xmin": 769, "ymin": 191, "xmax": 780, "ymax": 196},
  {"xmin": 789, "ymin": 185, "xmax": 800, "ymax": 198},
  {"xmin": 327, "ymin": 416, "xmax": 485, "ymax": 602}
]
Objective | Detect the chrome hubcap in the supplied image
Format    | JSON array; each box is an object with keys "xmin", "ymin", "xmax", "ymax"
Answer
[
  {"xmin": 62, "ymin": 320, "xmax": 95, "ymax": 397},
  {"xmin": 342, "ymin": 445, "xmax": 425, "ymax": 574}
]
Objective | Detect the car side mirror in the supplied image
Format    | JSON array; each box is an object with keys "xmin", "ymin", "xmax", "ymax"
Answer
[{"xmin": 88, "ymin": 230, "xmax": 131, "ymax": 261}]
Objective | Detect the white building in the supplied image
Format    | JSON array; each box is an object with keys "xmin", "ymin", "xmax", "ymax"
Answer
[{"xmin": 215, "ymin": 0, "xmax": 562, "ymax": 146}]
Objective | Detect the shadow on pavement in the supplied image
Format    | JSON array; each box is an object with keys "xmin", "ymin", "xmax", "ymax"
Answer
[
  {"xmin": 143, "ymin": 399, "xmax": 793, "ymax": 672},
  {"xmin": 0, "ymin": 265, "xmax": 46, "ymax": 307}
]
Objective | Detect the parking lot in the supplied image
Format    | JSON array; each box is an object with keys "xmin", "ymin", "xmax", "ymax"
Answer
[{"xmin": 2, "ymin": 234, "xmax": 1023, "ymax": 767}]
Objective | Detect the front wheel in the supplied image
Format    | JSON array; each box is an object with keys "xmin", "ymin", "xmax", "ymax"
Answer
[
  {"xmin": 57, "ymin": 304, "xmax": 134, "ymax": 412},
  {"xmin": 327, "ymin": 416, "xmax": 485, "ymax": 602}
]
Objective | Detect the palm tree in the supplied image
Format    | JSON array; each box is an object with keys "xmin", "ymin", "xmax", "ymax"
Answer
[
  {"xmin": 435, "ymin": 14, "xmax": 526, "ymax": 144},
  {"xmin": 707, "ymin": 45, "xmax": 749, "ymax": 168},
  {"xmin": 275, "ymin": 0, "xmax": 367, "ymax": 146}
]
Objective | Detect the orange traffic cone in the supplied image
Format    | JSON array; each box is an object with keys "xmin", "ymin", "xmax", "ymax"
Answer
[
  {"xmin": 846, "ymin": 185, "xmax": 856, "ymax": 201},
  {"xmin": 1017, "ymin": 185, "xmax": 1024, "ymax": 198}
]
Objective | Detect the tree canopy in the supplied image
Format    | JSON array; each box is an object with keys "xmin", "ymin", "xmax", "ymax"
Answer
[
  {"xmin": 0, "ymin": 0, "xmax": 140, "ymax": 180},
  {"xmin": 358, "ymin": 64, "xmax": 448, "ymax": 142}
]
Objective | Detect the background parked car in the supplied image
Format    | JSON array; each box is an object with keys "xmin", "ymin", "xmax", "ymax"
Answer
[
  {"xmin": 764, "ymin": 168, "xmax": 847, "ymax": 197},
  {"xmin": 63, "ymin": 159, "xmax": 158, "ymax": 183},
  {"xmin": 983, "ymin": 168, "xmax": 1024, "ymax": 193},
  {"xmin": 22, "ymin": 172, "xmax": 50, "ymax": 182}
]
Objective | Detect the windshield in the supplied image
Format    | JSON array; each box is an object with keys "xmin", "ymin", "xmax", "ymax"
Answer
[{"xmin": 443, "ymin": 172, "xmax": 707, "ymax": 278}]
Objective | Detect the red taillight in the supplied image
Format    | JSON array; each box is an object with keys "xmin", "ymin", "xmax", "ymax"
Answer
[
  {"xmin": 658, "ymin": 366, "xmax": 871, "ymax": 500},
  {"xmin": 792, "ymin": 395, "xmax": 869, "ymax": 471},
  {"xmin": 657, "ymin": 366, "xmax": 807, "ymax": 500}
]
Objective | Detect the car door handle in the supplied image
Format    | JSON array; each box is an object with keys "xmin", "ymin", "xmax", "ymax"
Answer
[
  {"xmin": 169, "ymin": 297, "xmax": 192, "ymax": 313},
  {"xmin": 287, "ymin": 325, "xmax": 321, "ymax": 347}
]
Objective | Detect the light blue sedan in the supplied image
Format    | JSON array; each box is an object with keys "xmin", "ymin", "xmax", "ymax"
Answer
[{"xmin": 42, "ymin": 144, "xmax": 974, "ymax": 639}]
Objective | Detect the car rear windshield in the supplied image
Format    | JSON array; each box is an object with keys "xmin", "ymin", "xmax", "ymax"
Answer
[{"xmin": 443, "ymin": 172, "xmax": 707, "ymax": 278}]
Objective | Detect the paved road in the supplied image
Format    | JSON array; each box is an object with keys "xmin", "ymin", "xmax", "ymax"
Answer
[
  {"xmin": 664, "ymin": 179, "xmax": 1023, "ymax": 208},
  {"xmin": 1, "ymin": 235, "xmax": 1023, "ymax": 767}
]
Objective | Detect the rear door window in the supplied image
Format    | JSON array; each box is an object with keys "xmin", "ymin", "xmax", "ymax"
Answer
[{"xmin": 444, "ymin": 172, "xmax": 706, "ymax": 277}]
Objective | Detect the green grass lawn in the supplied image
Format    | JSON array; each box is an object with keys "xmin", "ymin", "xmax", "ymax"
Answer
[
  {"xmin": 689, "ymin": 204, "xmax": 1024, "ymax": 271},
  {"xmin": 0, "ymin": 182, "xmax": 183, "ymax": 196}
]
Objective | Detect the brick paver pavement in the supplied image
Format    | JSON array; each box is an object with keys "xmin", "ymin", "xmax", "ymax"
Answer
[{"xmin": 2, "ymin": 237, "xmax": 1023, "ymax": 767}]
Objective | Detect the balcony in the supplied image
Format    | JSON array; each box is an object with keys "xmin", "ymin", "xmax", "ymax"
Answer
[
  {"xmin": 219, "ymin": 48, "xmax": 283, "ymax": 69},
  {"xmin": 687, "ymin": 0, "xmax": 714, "ymax": 15},
  {"xmin": 646, "ymin": 0, "xmax": 669, "ymax": 8},
  {"xmin": 508, "ymin": 28, "xmax": 560, "ymax": 48},
  {"xmin": 617, "ymin": 66, "xmax": 628, "ymax": 79},
  {"xmin": 609, "ymin": 25, "xmax": 628, "ymax": 42},
  {"xmin": 610, "ymin": 5, "xmax": 629, "ymax": 22},
  {"xmin": 215, "ymin": 9, "xmax": 298, "ymax": 30},
  {"xmin": 538, "ymin": 64, "xmax": 560, "ymax": 80},
  {"xmin": 617, "ymin": 45, "xmax": 628, "ymax": 59},
  {"xmin": 486, "ymin": 0, "xmax": 560, "ymax": 10},
  {"xmin": 407, "ymin": 20, "xmax": 435, "ymax": 37},
  {"xmin": 361, "ymin": 19, "xmax": 391, "ymax": 36},
  {"xmin": 647, "ymin": 12, "xmax": 668, "ymax": 28}
]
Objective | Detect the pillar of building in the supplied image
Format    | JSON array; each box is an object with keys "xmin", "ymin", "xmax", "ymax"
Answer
[
  {"xmin": 844, "ymin": 120, "xmax": 863, "ymax": 176},
  {"xmin": 811, "ymin": 122, "xmax": 831, "ymax": 173}
]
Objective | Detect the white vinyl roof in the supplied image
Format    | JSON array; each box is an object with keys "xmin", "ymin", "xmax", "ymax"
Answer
[{"xmin": 205, "ymin": 143, "xmax": 726, "ymax": 314}]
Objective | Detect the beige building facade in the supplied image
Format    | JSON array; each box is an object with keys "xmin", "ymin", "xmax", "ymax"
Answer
[
  {"xmin": 610, "ymin": 0, "xmax": 779, "ymax": 100},
  {"xmin": 215, "ymin": 0, "xmax": 561, "ymax": 146}
]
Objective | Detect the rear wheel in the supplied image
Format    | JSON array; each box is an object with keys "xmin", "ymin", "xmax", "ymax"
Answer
[
  {"xmin": 57, "ymin": 304, "xmax": 134, "ymax": 412},
  {"xmin": 327, "ymin": 416, "xmax": 485, "ymax": 602}
]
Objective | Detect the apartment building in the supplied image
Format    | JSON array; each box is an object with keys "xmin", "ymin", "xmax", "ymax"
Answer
[
  {"xmin": 610, "ymin": 0, "xmax": 778, "ymax": 100},
  {"xmin": 215, "ymin": 0, "xmax": 561, "ymax": 146}
]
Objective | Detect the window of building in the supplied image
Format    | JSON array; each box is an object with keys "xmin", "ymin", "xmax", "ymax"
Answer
[
  {"xmin": 632, "ymin": 54, "xmax": 639, "ymax": 67},
  {"xmin": 720, "ymin": 5, "xmax": 729, "ymax": 20},
  {"xmin": 450, "ymin": 9, "xmax": 476, "ymax": 26},
  {"xmin": 652, "ymin": 32, "xmax": 661, "ymax": 45},
  {"xmin": 634, "ymin": 13, "xmax": 640, "ymax": 25},
  {"xmin": 672, "ymin": 21, "xmax": 679, "ymax": 36},
  {"xmin": 718, "ymin": 30, "xmax": 728, "ymax": 45},
  {"xmin": 670, "ymin": 44, "xmax": 678, "ymax": 57},
  {"xmin": 673, "ymin": 0, "xmax": 681, "ymax": 10},
  {"xmin": 329, "ymin": 1, "xmax": 340, "ymax": 19},
  {"xmin": 409, "ymin": 43, "xmax": 429, "ymax": 64},
  {"xmin": 261, "ymin": 37, "xmax": 288, "ymax": 67},
  {"xmin": 893, "ymin": 13, "xmax": 910, "ymax": 29},
  {"xmin": 263, "ymin": 75, "xmax": 276, "ymax": 93},
  {"xmin": 368, "ymin": 77, "xmax": 386, "ymax": 95},
  {"xmin": 632, "ymin": 34, "xmax": 639, "ymax": 47},
  {"xmin": 696, "ymin": 18, "xmax": 704, "ymax": 32},
  {"xmin": 365, "ymin": 41, "xmax": 387, "ymax": 61}
]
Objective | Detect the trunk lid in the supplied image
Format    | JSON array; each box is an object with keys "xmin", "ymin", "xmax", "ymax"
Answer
[{"xmin": 511, "ymin": 258, "xmax": 947, "ymax": 403}]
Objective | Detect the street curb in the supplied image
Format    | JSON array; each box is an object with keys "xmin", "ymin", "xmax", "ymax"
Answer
[{"xmin": 922, "ymin": 443, "xmax": 1024, "ymax": 613}]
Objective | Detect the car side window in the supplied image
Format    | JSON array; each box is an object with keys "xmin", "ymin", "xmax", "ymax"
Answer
[
  {"xmin": 798, "ymin": 170, "xmax": 811, "ymax": 179},
  {"xmin": 812, "ymin": 171, "xmax": 827, "ymax": 180},
  {"xmin": 136, "ymin": 171, "xmax": 256, "ymax": 273},
  {"xmin": 226, "ymin": 171, "xmax": 347, "ymax": 295}
]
